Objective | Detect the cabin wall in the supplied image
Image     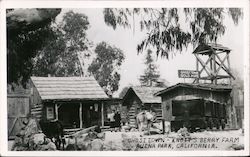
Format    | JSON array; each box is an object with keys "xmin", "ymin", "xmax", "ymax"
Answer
[
  {"xmin": 162, "ymin": 99, "xmax": 172, "ymax": 121},
  {"xmin": 161, "ymin": 88, "xmax": 179, "ymax": 121},
  {"xmin": 30, "ymin": 83, "xmax": 43, "ymax": 121},
  {"xmin": 122, "ymin": 91, "xmax": 142, "ymax": 127},
  {"xmin": 161, "ymin": 87, "xmax": 232, "ymax": 127}
]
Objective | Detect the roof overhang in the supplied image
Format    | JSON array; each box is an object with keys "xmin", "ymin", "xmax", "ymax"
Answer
[{"xmin": 154, "ymin": 83, "xmax": 232, "ymax": 96}]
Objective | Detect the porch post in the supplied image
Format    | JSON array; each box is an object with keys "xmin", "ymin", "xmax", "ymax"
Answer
[
  {"xmin": 79, "ymin": 102, "xmax": 83, "ymax": 128},
  {"xmin": 55, "ymin": 103, "xmax": 58, "ymax": 120},
  {"xmin": 101, "ymin": 102, "xmax": 104, "ymax": 127}
]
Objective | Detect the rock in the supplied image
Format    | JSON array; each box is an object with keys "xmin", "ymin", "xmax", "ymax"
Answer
[
  {"xmin": 13, "ymin": 146, "xmax": 28, "ymax": 151},
  {"xmin": 91, "ymin": 139, "xmax": 103, "ymax": 151},
  {"xmin": 97, "ymin": 132, "xmax": 105, "ymax": 139},
  {"xmin": 103, "ymin": 140, "xmax": 122, "ymax": 151},
  {"xmin": 177, "ymin": 127, "xmax": 190, "ymax": 138},
  {"xmin": 18, "ymin": 128, "xmax": 26, "ymax": 137},
  {"xmin": 76, "ymin": 136, "xmax": 90, "ymax": 150},
  {"xmin": 65, "ymin": 144, "xmax": 77, "ymax": 150},
  {"xmin": 46, "ymin": 142, "xmax": 57, "ymax": 150},
  {"xmin": 44, "ymin": 137, "xmax": 51, "ymax": 144},
  {"xmin": 13, "ymin": 136, "xmax": 23, "ymax": 146},
  {"xmin": 24, "ymin": 118, "xmax": 39, "ymax": 137},
  {"xmin": 33, "ymin": 133, "xmax": 45, "ymax": 145},
  {"xmin": 11, "ymin": 118, "xmax": 52, "ymax": 151}
]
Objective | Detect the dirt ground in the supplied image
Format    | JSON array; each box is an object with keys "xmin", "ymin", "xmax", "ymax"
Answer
[
  {"xmin": 102, "ymin": 129, "xmax": 244, "ymax": 151},
  {"xmin": 8, "ymin": 129, "xmax": 244, "ymax": 151}
]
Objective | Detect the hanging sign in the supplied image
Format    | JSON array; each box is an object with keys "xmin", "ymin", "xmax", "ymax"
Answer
[{"xmin": 178, "ymin": 70, "xmax": 199, "ymax": 78}]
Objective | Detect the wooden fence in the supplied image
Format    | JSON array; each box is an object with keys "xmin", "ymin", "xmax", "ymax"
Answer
[{"xmin": 8, "ymin": 94, "xmax": 30, "ymax": 139}]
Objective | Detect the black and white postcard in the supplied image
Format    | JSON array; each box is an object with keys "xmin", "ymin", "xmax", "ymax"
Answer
[{"xmin": 0, "ymin": 0, "xmax": 249, "ymax": 156}]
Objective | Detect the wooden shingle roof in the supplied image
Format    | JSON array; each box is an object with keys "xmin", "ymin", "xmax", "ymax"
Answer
[
  {"xmin": 154, "ymin": 83, "xmax": 232, "ymax": 96},
  {"xmin": 125, "ymin": 86, "xmax": 165, "ymax": 104},
  {"xmin": 31, "ymin": 76, "xmax": 109, "ymax": 101}
]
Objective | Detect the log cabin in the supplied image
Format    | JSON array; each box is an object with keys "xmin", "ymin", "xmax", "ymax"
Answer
[
  {"xmin": 30, "ymin": 76, "xmax": 110, "ymax": 130},
  {"xmin": 121, "ymin": 86, "xmax": 165, "ymax": 128}
]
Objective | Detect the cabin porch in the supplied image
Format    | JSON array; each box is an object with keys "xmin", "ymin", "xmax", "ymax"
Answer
[{"xmin": 43, "ymin": 100, "xmax": 105, "ymax": 130}]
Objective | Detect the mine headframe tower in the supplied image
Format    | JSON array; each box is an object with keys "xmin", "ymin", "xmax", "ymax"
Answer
[{"xmin": 193, "ymin": 43, "xmax": 235, "ymax": 84}]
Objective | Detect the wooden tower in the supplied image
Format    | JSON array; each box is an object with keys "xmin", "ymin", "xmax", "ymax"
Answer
[{"xmin": 193, "ymin": 43, "xmax": 235, "ymax": 84}]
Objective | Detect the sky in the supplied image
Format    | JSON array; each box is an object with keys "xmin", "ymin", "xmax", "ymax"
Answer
[{"xmin": 59, "ymin": 8, "xmax": 244, "ymax": 96}]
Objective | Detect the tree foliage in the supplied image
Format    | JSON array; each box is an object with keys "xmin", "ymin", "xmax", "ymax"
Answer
[
  {"xmin": 139, "ymin": 49, "xmax": 161, "ymax": 86},
  {"xmin": 7, "ymin": 9, "xmax": 61, "ymax": 86},
  {"xmin": 32, "ymin": 11, "xmax": 91, "ymax": 77},
  {"xmin": 88, "ymin": 42, "xmax": 125, "ymax": 96},
  {"xmin": 103, "ymin": 8, "xmax": 243, "ymax": 58}
]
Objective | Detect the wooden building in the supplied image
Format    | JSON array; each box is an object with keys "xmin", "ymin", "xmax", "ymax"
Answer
[
  {"xmin": 122, "ymin": 86, "xmax": 164, "ymax": 127},
  {"xmin": 30, "ymin": 76, "xmax": 110, "ymax": 129},
  {"xmin": 154, "ymin": 83, "xmax": 233, "ymax": 131}
]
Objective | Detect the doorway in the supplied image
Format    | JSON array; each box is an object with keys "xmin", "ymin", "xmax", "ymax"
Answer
[{"xmin": 58, "ymin": 103, "xmax": 79, "ymax": 129}]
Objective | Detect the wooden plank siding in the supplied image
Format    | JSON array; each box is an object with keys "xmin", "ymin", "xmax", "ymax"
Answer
[
  {"xmin": 156, "ymin": 83, "xmax": 234, "ymax": 128},
  {"xmin": 7, "ymin": 94, "xmax": 30, "ymax": 139},
  {"xmin": 160, "ymin": 86, "xmax": 231, "ymax": 120},
  {"xmin": 122, "ymin": 86, "xmax": 164, "ymax": 127}
]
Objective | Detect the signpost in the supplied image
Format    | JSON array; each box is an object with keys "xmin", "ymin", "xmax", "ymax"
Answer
[{"xmin": 178, "ymin": 70, "xmax": 199, "ymax": 79}]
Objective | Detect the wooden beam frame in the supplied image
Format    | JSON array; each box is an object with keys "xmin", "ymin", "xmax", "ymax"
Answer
[
  {"xmin": 196, "ymin": 55, "xmax": 199, "ymax": 83},
  {"xmin": 213, "ymin": 53, "xmax": 217, "ymax": 84},
  {"xmin": 197, "ymin": 54, "xmax": 214, "ymax": 76},
  {"xmin": 227, "ymin": 52, "xmax": 233, "ymax": 83},
  {"xmin": 195, "ymin": 54, "xmax": 215, "ymax": 76},
  {"xmin": 214, "ymin": 54, "xmax": 235, "ymax": 80},
  {"xmin": 215, "ymin": 53, "xmax": 229, "ymax": 75}
]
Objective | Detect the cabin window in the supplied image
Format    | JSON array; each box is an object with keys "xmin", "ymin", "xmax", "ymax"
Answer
[{"xmin": 46, "ymin": 106, "xmax": 55, "ymax": 120}]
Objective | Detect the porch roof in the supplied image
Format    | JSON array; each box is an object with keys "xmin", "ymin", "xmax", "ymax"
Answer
[{"xmin": 31, "ymin": 76, "xmax": 109, "ymax": 101}]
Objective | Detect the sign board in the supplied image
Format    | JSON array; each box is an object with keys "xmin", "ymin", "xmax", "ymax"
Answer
[{"xmin": 178, "ymin": 70, "xmax": 199, "ymax": 78}]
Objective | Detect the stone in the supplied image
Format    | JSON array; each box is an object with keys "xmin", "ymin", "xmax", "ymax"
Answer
[
  {"xmin": 97, "ymin": 132, "xmax": 105, "ymax": 139},
  {"xmin": 46, "ymin": 142, "xmax": 57, "ymax": 150},
  {"xmin": 33, "ymin": 133, "xmax": 45, "ymax": 145},
  {"xmin": 44, "ymin": 137, "xmax": 51, "ymax": 144},
  {"xmin": 91, "ymin": 139, "xmax": 103, "ymax": 151},
  {"xmin": 11, "ymin": 117, "xmax": 54, "ymax": 151},
  {"xmin": 24, "ymin": 118, "xmax": 39, "ymax": 137},
  {"xmin": 177, "ymin": 127, "xmax": 190, "ymax": 138},
  {"xmin": 13, "ymin": 136, "xmax": 23, "ymax": 146}
]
